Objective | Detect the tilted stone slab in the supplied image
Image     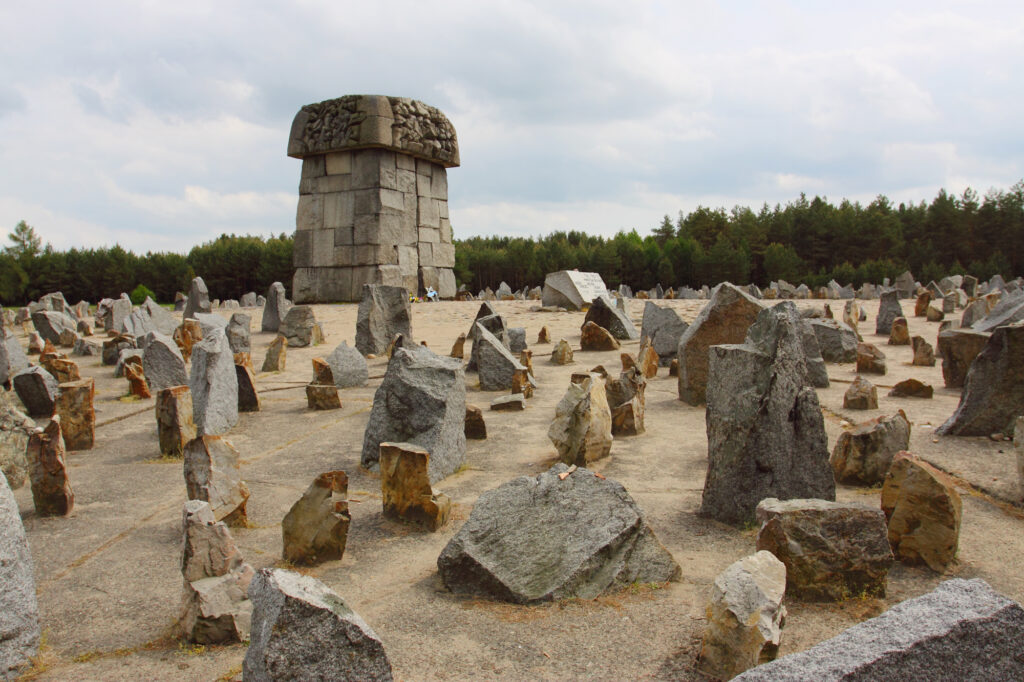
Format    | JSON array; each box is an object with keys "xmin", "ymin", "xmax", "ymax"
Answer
[
  {"xmin": 184, "ymin": 435, "xmax": 249, "ymax": 526},
  {"xmin": 282, "ymin": 471, "xmax": 350, "ymax": 565},
  {"xmin": 584, "ymin": 295, "xmax": 639, "ymax": 340},
  {"xmin": 541, "ymin": 270, "xmax": 608, "ymax": 311},
  {"xmin": 355, "ymin": 284, "xmax": 412, "ymax": 356}
]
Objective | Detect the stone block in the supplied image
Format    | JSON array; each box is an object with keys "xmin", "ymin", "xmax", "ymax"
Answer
[
  {"xmin": 322, "ymin": 192, "xmax": 354, "ymax": 229},
  {"xmin": 300, "ymin": 156, "xmax": 325, "ymax": 179},
  {"xmin": 396, "ymin": 154, "xmax": 415, "ymax": 171},
  {"xmin": 310, "ymin": 229, "xmax": 336, "ymax": 268},
  {"xmin": 333, "ymin": 225, "xmax": 354, "ymax": 246},
  {"xmin": 295, "ymin": 194, "xmax": 323, "ymax": 232},
  {"xmin": 430, "ymin": 166, "xmax": 448, "ymax": 199},
  {"xmin": 333, "ymin": 245, "xmax": 356, "ymax": 267},
  {"xmin": 351, "ymin": 149, "xmax": 383, "ymax": 190},
  {"xmin": 353, "ymin": 188, "xmax": 383, "ymax": 215},
  {"xmin": 418, "ymin": 197, "xmax": 440, "ymax": 228},
  {"xmin": 396, "ymin": 168, "xmax": 416, "ymax": 193},
  {"xmin": 354, "ymin": 215, "xmax": 382, "ymax": 245},
  {"xmin": 293, "ymin": 230, "xmax": 313, "ymax": 268},
  {"xmin": 380, "ymin": 442, "xmax": 451, "ymax": 531},
  {"xmin": 380, "ymin": 188, "xmax": 404, "ymax": 211},
  {"xmin": 418, "ymin": 226, "xmax": 440, "ymax": 244},
  {"xmin": 324, "ymin": 151, "xmax": 351, "ymax": 175},
  {"xmin": 418, "ymin": 242, "xmax": 434, "ymax": 267},
  {"xmin": 439, "ymin": 218, "xmax": 452, "ymax": 243},
  {"xmin": 433, "ymin": 242, "xmax": 455, "ymax": 268}
]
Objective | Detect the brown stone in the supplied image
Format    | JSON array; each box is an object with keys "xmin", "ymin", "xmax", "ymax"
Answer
[
  {"xmin": 124, "ymin": 362, "xmax": 151, "ymax": 399},
  {"xmin": 449, "ymin": 333, "xmax": 466, "ymax": 359},
  {"xmin": 915, "ymin": 291, "xmax": 932, "ymax": 317},
  {"xmin": 519, "ymin": 350, "xmax": 534, "ymax": 377},
  {"xmin": 881, "ymin": 452, "xmax": 962, "ymax": 571},
  {"xmin": 306, "ymin": 383, "xmax": 341, "ymax": 410},
  {"xmin": 174, "ymin": 319, "xmax": 203, "ymax": 362},
  {"xmin": 490, "ymin": 394, "xmax": 526, "ymax": 411},
  {"xmin": 580, "ymin": 321, "xmax": 620, "ymax": 351},
  {"xmin": 59, "ymin": 328, "xmax": 78, "ymax": 348},
  {"xmin": 937, "ymin": 328, "xmax": 990, "ymax": 388},
  {"xmin": 925, "ymin": 305, "xmax": 944, "ymax": 322},
  {"xmin": 261, "ymin": 334, "xmax": 287, "ymax": 372},
  {"xmin": 184, "ymin": 435, "xmax": 249, "ymax": 526},
  {"xmin": 550, "ymin": 339, "xmax": 574, "ymax": 365},
  {"xmin": 236, "ymin": 364, "xmax": 261, "ymax": 412},
  {"xmin": 27, "ymin": 418, "xmax": 74, "ymax": 516},
  {"xmin": 42, "ymin": 356, "xmax": 79, "ymax": 384},
  {"xmin": 889, "ymin": 378, "xmax": 933, "ymax": 399},
  {"xmin": 637, "ymin": 291, "xmax": 649, "ymax": 299},
  {"xmin": 55, "ymin": 378, "xmax": 95, "ymax": 451},
  {"xmin": 28, "ymin": 332, "xmax": 44, "ymax": 354},
  {"xmin": 311, "ymin": 357, "xmax": 334, "ymax": 385},
  {"xmin": 233, "ymin": 352, "xmax": 252, "ymax": 369},
  {"xmin": 40, "ymin": 340, "xmax": 57, "ymax": 358},
  {"xmin": 606, "ymin": 368, "xmax": 645, "ymax": 437},
  {"xmin": 464, "ymin": 405, "xmax": 486, "ymax": 439},
  {"xmin": 830, "ymin": 411, "xmax": 911, "ymax": 486},
  {"xmin": 548, "ymin": 374, "xmax": 613, "ymax": 465},
  {"xmin": 844, "ymin": 375, "xmax": 878, "ymax": 410},
  {"xmin": 637, "ymin": 341, "xmax": 659, "ymax": 379},
  {"xmin": 911, "ymin": 336, "xmax": 935, "ymax": 367},
  {"xmin": 823, "ymin": 303, "xmax": 833, "ymax": 319},
  {"xmin": 380, "ymin": 442, "xmax": 451, "ymax": 531},
  {"xmin": 669, "ymin": 358, "xmax": 679, "ymax": 376},
  {"xmin": 510, "ymin": 368, "xmax": 533, "ymax": 399},
  {"xmin": 537, "ymin": 326, "xmax": 551, "ymax": 344},
  {"xmin": 620, "ymin": 352, "xmax": 637, "ymax": 372},
  {"xmin": 887, "ymin": 317, "xmax": 910, "ymax": 345},
  {"xmin": 756, "ymin": 498, "xmax": 893, "ymax": 602},
  {"xmin": 282, "ymin": 471, "xmax": 351, "ymax": 565},
  {"xmin": 157, "ymin": 385, "xmax": 197, "ymax": 458},
  {"xmin": 856, "ymin": 342, "xmax": 886, "ymax": 375},
  {"xmin": 843, "ymin": 301, "xmax": 861, "ymax": 338}
]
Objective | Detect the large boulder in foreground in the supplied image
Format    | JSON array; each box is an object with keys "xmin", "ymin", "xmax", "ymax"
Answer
[
  {"xmin": 733, "ymin": 578, "xmax": 1024, "ymax": 681},
  {"xmin": 882, "ymin": 452, "xmax": 962, "ymax": 572},
  {"xmin": 0, "ymin": 473, "xmax": 40, "ymax": 678},
  {"xmin": 355, "ymin": 284, "xmax": 411, "ymax": 356},
  {"xmin": 243, "ymin": 568, "xmax": 393, "ymax": 682},
  {"xmin": 937, "ymin": 321, "xmax": 1024, "ymax": 437},
  {"xmin": 701, "ymin": 302, "xmax": 834, "ymax": 527},
  {"xmin": 361, "ymin": 346, "xmax": 465, "ymax": 483},
  {"xmin": 437, "ymin": 464, "xmax": 680, "ymax": 603},
  {"xmin": 677, "ymin": 282, "xmax": 763, "ymax": 405}
]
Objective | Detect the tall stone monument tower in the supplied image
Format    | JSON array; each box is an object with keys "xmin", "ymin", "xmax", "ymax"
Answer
[{"xmin": 287, "ymin": 95, "xmax": 459, "ymax": 302}]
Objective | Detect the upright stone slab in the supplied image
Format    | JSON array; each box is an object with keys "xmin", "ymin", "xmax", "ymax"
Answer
[
  {"xmin": 184, "ymin": 435, "xmax": 249, "ymax": 525},
  {"xmin": 277, "ymin": 305, "xmax": 323, "ymax": 348},
  {"xmin": 225, "ymin": 313, "xmax": 251, "ymax": 354},
  {"xmin": 541, "ymin": 270, "xmax": 608, "ymax": 311},
  {"xmin": 55, "ymin": 378, "xmax": 94, "ymax": 451},
  {"xmin": 1, "ymin": 393, "xmax": 33, "ymax": 489},
  {"xmin": 437, "ymin": 464, "xmax": 680, "ymax": 603},
  {"xmin": 831, "ymin": 412, "xmax": 911, "ymax": 486},
  {"xmin": 325, "ymin": 341, "xmax": 368, "ymax": 388},
  {"xmin": 937, "ymin": 322, "xmax": 1024, "ymax": 436},
  {"xmin": 261, "ymin": 335, "xmax": 287, "ymax": 372},
  {"xmin": 355, "ymin": 284, "xmax": 412, "ymax": 356},
  {"xmin": 182, "ymin": 277, "xmax": 212, "ymax": 320},
  {"xmin": 282, "ymin": 471, "xmax": 350, "ymax": 565},
  {"xmin": 548, "ymin": 374, "xmax": 613, "ymax": 465},
  {"xmin": 474, "ymin": 324, "xmax": 527, "ymax": 391},
  {"xmin": 732, "ymin": 579, "xmax": 1024, "ymax": 681},
  {"xmin": 1, "ymin": 316, "xmax": 30, "ymax": 388},
  {"xmin": 12, "ymin": 366, "xmax": 59, "ymax": 418},
  {"xmin": 937, "ymin": 328, "xmax": 990, "ymax": 389},
  {"xmin": 244, "ymin": 568, "xmax": 394, "ymax": 681},
  {"xmin": 0, "ymin": 473, "xmax": 40, "ymax": 678},
  {"xmin": 142, "ymin": 331, "xmax": 188, "ymax": 392},
  {"xmin": 882, "ymin": 452, "xmax": 962, "ymax": 571},
  {"xmin": 640, "ymin": 301, "xmax": 688, "ymax": 365},
  {"xmin": 380, "ymin": 442, "xmax": 451, "ymax": 531},
  {"xmin": 157, "ymin": 385, "xmax": 197, "ymax": 458},
  {"xmin": 583, "ymin": 295, "xmax": 639, "ymax": 340},
  {"xmin": 361, "ymin": 346, "xmax": 466, "ymax": 483},
  {"xmin": 189, "ymin": 328, "xmax": 238, "ymax": 436},
  {"xmin": 31, "ymin": 309, "xmax": 77, "ymax": 345},
  {"xmin": 875, "ymin": 289, "xmax": 903, "ymax": 335},
  {"xmin": 677, "ymin": 282, "xmax": 764, "ymax": 405},
  {"xmin": 260, "ymin": 282, "xmax": 291, "ymax": 332},
  {"xmin": 701, "ymin": 303, "xmax": 834, "ymax": 526},
  {"xmin": 27, "ymin": 418, "xmax": 74, "ymax": 517},
  {"xmin": 289, "ymin": 94, "xmax": 459, "ymax": 302}
]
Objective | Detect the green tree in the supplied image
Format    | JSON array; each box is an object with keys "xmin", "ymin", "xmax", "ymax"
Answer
[{"xmin": 5, "ymin": 220, "xmax": 41, "ymax": 261}]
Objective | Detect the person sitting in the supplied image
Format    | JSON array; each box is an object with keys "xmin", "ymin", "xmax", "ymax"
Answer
[{"xmin": 426, "ymin": 286, "xmax": 439, "ymax": 302}]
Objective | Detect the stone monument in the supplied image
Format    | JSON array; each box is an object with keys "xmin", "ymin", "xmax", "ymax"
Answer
[{"xmin": 287, "ymin": 95, "xmax": 459, "ymax": 302}]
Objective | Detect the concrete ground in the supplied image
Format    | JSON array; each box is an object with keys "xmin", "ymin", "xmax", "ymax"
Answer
[{"xmin": 8, "ymin": 296, "xmax": 1023, "ymax": 681}]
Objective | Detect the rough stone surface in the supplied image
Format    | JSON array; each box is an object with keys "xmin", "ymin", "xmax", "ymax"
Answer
[
  {"xmin": 0, "ymin": 318, "xmax": 30, "ymax": 387},
  {"xmin": 548, "ymin": 374, "xmax": 613, "ymax": 466},
  {"xmin": 243, "ymin": 567, "xmax": 393, "ymax": 681},
  {"xmin": 702, "ymin": 302, "xmax": 834, "ymax": 526},
  {"xmin": 27, "ymin": 418, "xmax": 74, "ymax": 516},
  {"xmin": 306, "ymin": 383, "xmax": 341, "ymax": 410},
  {"xmin": 278, "ymin": 305, "xmax": 324, "ymax": 348},
  {"xmin": 641, "ymin": 302, "xmax": 688, "ymax": 365},
  {"xmin": 937, "ymin": 322, "xmax": 1024, "ymax": 436},
  {"xmin": 141, "ymin": 331, "xmax": 188, "ymax": 393},
  {"xmin": 882, "ymin": 452, "xmax": 962, "ymax": 571},
  {"xmin": 756, "ymin": 498, "xmax": 893, "ymax": 601},
  {"xmin": 606, "ymin": 368, "xmax": 646, "ymax": 436},
  {"xmin": 550, "ymin": 339, "xmax": 574, "ymax": 365},
  {"xmin": 542, "ymin": 270, "xmax": 608, "ymax": 311},
  {"xmin": 189, "ymin": 328, "xmax": 238, "ymax": 436},
  {"xmin": 260, "ymin": 282, "xmax": 291, "ymax": 333},
  {"xmin": 844, "ymin": 375, "xmax": 878, "ymax": 410},
  {"xmin": 225, "ymin": 313, "xmax": 251, "ymax": 354},
  {"xmin": 831, "ymin": 411, "xmax": 911, "ymax": 485},
  {"xmin": 507, "ymin": 327, "xmax": 527, "ymax": 353},
  {"xmin": 678, "ymin": 283, "xmax": 764, "ymax": 405},
  {"xmin": 12, "ymin": 366, "xmax": 59, "ymax": 418},
  {"xmin": 380, "ymin": 442, "xmax": 451, "ymax": 531},
  {"xmin": 580, "ymin": 321, "xmax": 621, "ymax": 351},
  {"xmin": 888, "ymin": 316, "xmax": 910, "ymax": 345},
  {"xmin": 889, "ymin": 378, "xmax": 934, "ymax": 399},
  {"xmin": 0, "ymin": 472, "xmax": 40, "ymax": 677},
  {"xmin": 437, "ymin": 464, "xmax": 680, "ymax": 603},
  {"xmin": 465, "ymin": 405, "xmax": 487, "ymax": 439},
  {"xmin": 698, "ymin": 551, "xmax": 787, "ymax": 681},
  {"xmin": 261, "ymin": 335, "xmax": 287, "ymax": 372},
  {"xmin": 809, "ymin": 318, "xmax": 859, "ymax": 363},
  {"xmin": 0, "ymin": 393, "xmax": 33, "ymax": 489},
  {"xmin": 184, "ymin": 435, "xmax": 249, "ymax": 525},
  {"xmin": 31, "ymin": 309, "xmax": 77, "ymax": 345},
  {"xmin": 235, "ymin": 364, "xmax": 261, "ymax": 412},
  {"xmin": 937, "ymin": 328, "xmax": 989, "ymax": 389},
  {"xmin": 475, "ymin": 324, "xmax": 527, "ymax": 391},
  {"xmin": 911, "ymin": 335, "xmax": 935, "ymax": 367},
  {"xmin": 157, "ymin": 385, "xmax": 197, "ymax": 458},
  {"xmin": 466, "ymin": 311, "xmax": 508, "ymax": 372},
  {"xmin": 584, "ymin": 295, "xmax": 639, "ymax": 340},
  {"xmin": 324, "ymin": 341, "xmax": 368, "ymax": 388},
  {"xmin": 361, "ymin": 346, "xmax": 466, "ymax": 483},
  {"xmin": 55, "ymin": 378, "xmax": 94, "ymax": 451},
  {"xmin": 971, "ymin": 289, "xmax": 1024, "ymax": 332},
  {"xmin": 282, "ymin": 471, "xmax": 350, "ymax": 565},
  {"xmin": 183, "ymin": 277, "xmax": 212, "ymax": 321},
  {"xmin": 799, "ymin": 319, "xmax": 830, "ymax": 388},
  {"xmin": 875, "ymin": 290, "xmax": 903, "ymax": 335},
  {"xmin": 733, "ymin": 578, "xmax": 1024, "ymax": 681},
  {"xmin": 856, "ymin": 342, "xmax": 887, "ymax": 375},
  {"xmin": 356, "ymin": 284, "xmax": 412, "ymax": 356}
]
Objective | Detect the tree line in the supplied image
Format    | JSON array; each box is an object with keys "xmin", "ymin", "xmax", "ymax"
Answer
[{"xmin": 3, "ymin": 182, "xmax": 1021, "ymax": 305}]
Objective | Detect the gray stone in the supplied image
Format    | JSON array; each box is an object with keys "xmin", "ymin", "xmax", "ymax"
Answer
[
  {"xmin": 507, "ymin": 327, "xmax": 527, "ymax": 353},
  {"xmin": 937, "ymin": 321, "xmax": 1024, "ymax": 437},
  {"xmin": 113, "ymin": 348, "xmax": 144, "ymax": 378},
  {"xmin": 548, "ymin": 374, "xmax": 613, "ymax": 465},
  {"xmin": 734, "ymin": 578, "xmax": 1024, "ymax": 681},
  {"xmin": 894, "ymin": 270, "xmax": 915, "ymax": 298},
  {"xmin": 1, "ymin": 321, "xmax": 29, "ymax": 387},
  {"xmin": 278, "ymin": 305, "xmax": 323, "ymax": 348},
  {"xmin": 260, "ymin": 282, "xmax": 291, "ymax": 333},
  {"xmin": 189, "ymin": 328, "xmax": 238, "ymax": 436},
  {"xmin": 31, "ymin": 309, "xmax": 77, "ymax": 344},
  {"xmin": 474, "ymin": 324, "xmax": 526, "ymax": 391},
  {"xmin": 325, "ymin": 341, "xmax": 368, "ymax": 388},
  {"xmin": 141, "ymin": 331, "xmax": 188, "ymax": 393},
  {"xmin": 244, "ymin": 568, "xmax": 393, "ymax": 681},
  {"xmin": 972, "ymin": 289, "xmax": 1024, "ymax": 332},
  {"xmin": 799, "ymin": 320, "xmax": 830, "ymax": 388},
  {"xmin": 192, "ymin": 312, "xmax": 227, "ymax": 337},
  {"xmin": 0, "ymin": 393, "xmax": 33, "ymax": 489},
  {"xmin": 875, "ymin": 290, "xmax": 903, "ymax": 335},
  {"xmin": 640, "ymin": 301, "xmax": 688, "ymax": 366},
  {"xmin": 808, "ymin": 318, "xmax": 859, "ymax": 363},
  {"xmin": 239, "ymin": 292, "xmax": 258, "ymax": 308},
  {"xmin": 12, "ymin": 366, "xmax": 59, "ymax": 418},
  {"xmin": 438, "ymin": 464, "xmax": 680, "ymax": 603},
  {"xmin": 960, "ymin": 299, "xmax": 990, "ymax": 328},
  {"xmin": 541, "ymin": 270, "xmax": 608, "ymax": 311},
  {"xmin": 467, "ymin": 312, "xmax": 508, "ymax": 372},
  {"xmin": 701, "ymin": 302, "xmax": 834, "ymax": 526},
  {"xmin": 583, "ymin": 295, "xmax": 639, "ymax": 340},
  {"xmin": 184, "ymin": 435, "xmax": 249, "ymax": 525},
  {"xmin": 225, "ymin": 313, "xmax": 251, "ymax": 354},
  {"xmin": 102, "ymin": 295, "xmax": 132, "ymax": 333},
  {"xmin": 361, "ymin": 346, "xmax": 465, "ymax": 483},
  {"xmin": 183, "ymin": 277, "xmax": 212, "ymax": 320},
  {"xmin": 831, "ymin": 412, "xmax": 912, "ymax": 486},
  {"xmin": 0, "ymin": 473, "xmax": 40, "ymax": 678},
  {"xmin": 71, "ymin": 337, "xmax": 101, "ymax": 358},
  {"xmin": 356, "ymin": 284, "xmax": 412, "ymax": 356}
]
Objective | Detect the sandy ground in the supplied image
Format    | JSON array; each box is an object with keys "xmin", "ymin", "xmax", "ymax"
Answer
[{"xmin": 7, "ymin": 296, "xmax": 1024, "ymax": 681}]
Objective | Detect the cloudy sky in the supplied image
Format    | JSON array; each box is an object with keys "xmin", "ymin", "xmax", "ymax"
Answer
[{"xmin": 1, "ymin": 1, "xmax": 1022, "ymax": 253}]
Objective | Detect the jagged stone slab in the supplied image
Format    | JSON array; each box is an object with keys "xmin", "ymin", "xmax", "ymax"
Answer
[
  {"xmin": 1, "ymin": 394, "xmax": 33, "ymax": 489},
  {"xmin": 361, "ymin": 346, "xmax": 465, "ymax": 483},
  {"xmin": 260, "ymin": 282, "xmax": 291, "ymax": 333},
  {"xmin": 31, "ymin": 309, "xmax": 77, "ymax": 345},
  {"xmin": 678, "ymin": 282, "xmax": 764, "ymax": 405},
  {"xmin": 0, "ymin": 473, "xmax": 40, "ymax": 677},
  {"xmin": 157, "ymin": 385, "xmax": 197, "ymax": 458},
  {"xmin": 243, "ymin": 568, "xmax": 393, "ymax": 681},
  {"xmin": 875, "ymin": 289, "xmax": 903, "ymax": 335},
  {"xmin": 937, "ymin": 322, "xmax": 1024, "ymax": 436},
  {"xmin": 189, "ymin": 328, "xmax": 238, "ymax": 436},
  {"xmin": 438, "ymin": 464, "xmax": 679, "ymax": 603},
  {"xmin": 184, "ymin": 435, "xmax": 249, "ymax": 525},
  {"xmin": 844, "ymin": 375, "xmax": 878, "ymax": 410},
  {"xmin": 808, "ymin": 318, "xmax": 858, "ymax": 363},
  {"xmin": 702, "ymin": 302, "xmax": 834, "ymax": 526},
  {"xmin": 541, "ymin": 270, "xmax": 608, "ymax": 311},
  {"xmin": 282, "ymin": 471, "xmax": 350, "ymax": 565},
  {"xmin": 584, "ymin": 295, "xmax": 639, "ymax": 340},
  {"xmin": 183, "ymin": 277, "xmax": 212, "ymax": 320},
  {"xmin": 12, "ymin": 366, "xmax": 59, "ymax": 418},
  {"xmin": 27, "ymin": 418, "xmax": 74, "ymax": 516},
  {"xmin": 548, "ymin": 374, "xmax": 613, "ymax": 465},
  {"xmin": 142, "ymin": 331, "xmax": 188, "ymax": 392},
  {"xmin": 226, "ymin": 313, "xmax": 251, "ymax": 354},
  {"xmin": 55, "ymin": 378, "xmax": 94, "ymax": 451},
  {"xmin": 278, "ymin": 305, "xmax": 324, "ymax": 348},
  {"xmin": 882, "ymin": 452, "xmax": 961, "ymax": 571},
  {"xmin": 261, "ymin": 335, "xmax": 287, "ymax": 372},
  {"xmin": 971, "ymin": 289, "xmax": 1024, "ymax": 332},
  {"xmin": 733, "ymin": 578, "xmax": 1024, "ymax": 681},
  {"xmin": 640, "ymin": 302, "xmax": 688, "ymax": 366},
  {"xmin": 236, "ymin": 364, "xmax": 260, "ymax": 412},
  {"xmin": 831, "ymin": 412, "xmax": 910, "ymax": 486},
  {"xmin": 474, "ymin": 324, "xmax": 526, "ymax": 391},
  {"xmin": 380, "ymin": 442, "xmax": 451, "ymax": 531},
  {"xmin": 325, "ymin": 341, "xmax": 368, "ymax": 388},
  {"xmin": 355, "ymin": 284, "xmax": 411, "ymax": 356}
]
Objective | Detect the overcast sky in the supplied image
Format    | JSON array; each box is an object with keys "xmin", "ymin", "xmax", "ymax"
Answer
[{"xmin": 1, "ymin": 1, "xmax": 1022, "ymax": 253}]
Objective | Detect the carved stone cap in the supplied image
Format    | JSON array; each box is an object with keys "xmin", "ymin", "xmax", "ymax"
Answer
[{"xmin": 288, "ymin": 94, "xmax": 459, "ymax": 167}]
